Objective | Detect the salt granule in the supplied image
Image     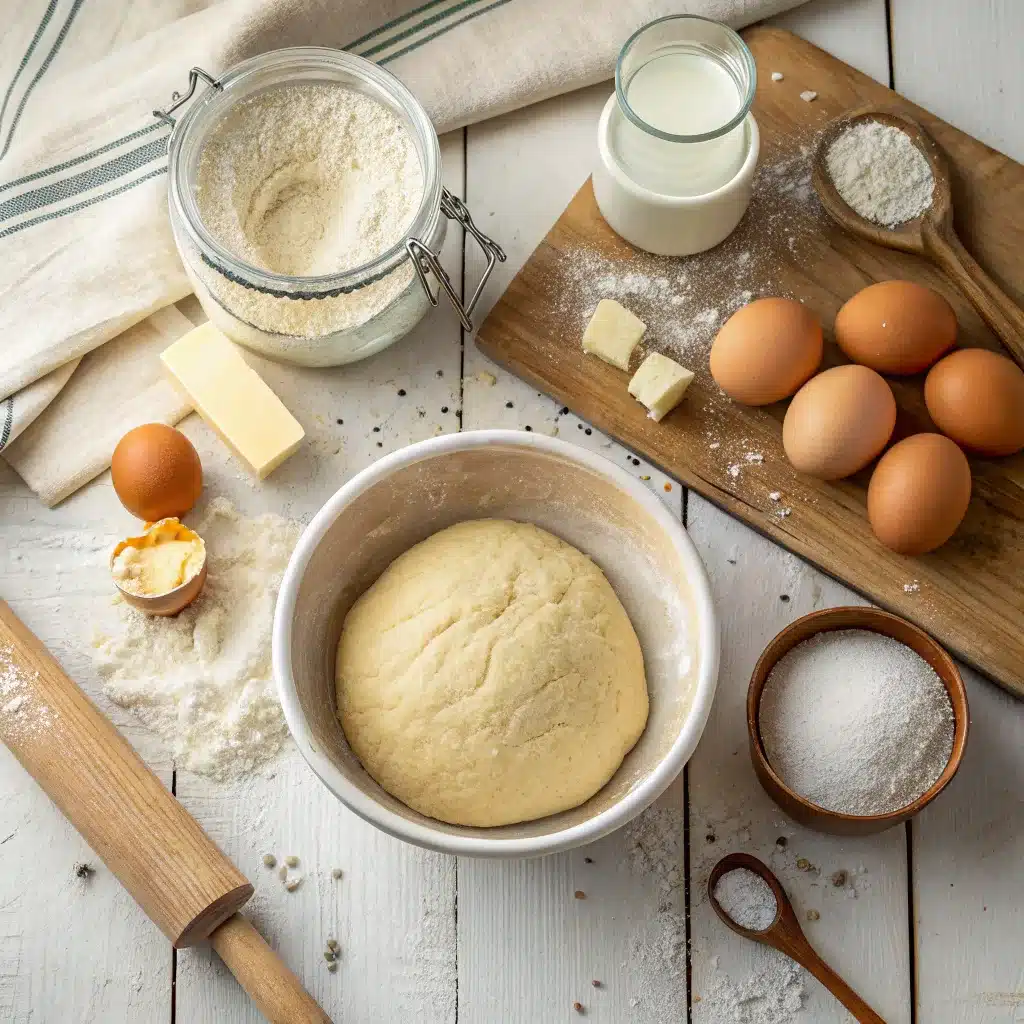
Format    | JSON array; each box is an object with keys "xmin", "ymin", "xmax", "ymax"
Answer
[
  {"xmin": 713, "ymin": 868, "xmax": 777, "ymax": 931},
  {"xmin": 759, "ymin": 630, "xmax": 954, "ymax": 815}
]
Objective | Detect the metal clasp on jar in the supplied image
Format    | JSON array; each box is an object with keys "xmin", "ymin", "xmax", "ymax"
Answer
[
  {"xmin": 407, "ymin": 190, "xmax": 506, "ymax": 332},
  {"xmin": 153, "ymin": 68, "xmax": 223, "ymax": 126}
]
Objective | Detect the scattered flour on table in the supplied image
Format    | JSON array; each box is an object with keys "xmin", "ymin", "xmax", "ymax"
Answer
[
  {"xmin": 825, "ymin": 120, "xmax": 934, "ymax": 228},
  {"xmin": 696, "ymin": 949, "xmax": 805, "ymax": 1024},
  {"xmin": 0, "ymin": 643, "xmax": 55, "ymax": 738},
  {"xmin": 713, "ymin": 868, "xmax": 777, "ymax": 931},
  {"xmin": 622, "ymin": 804, "xmax": 687, "ymax": 1019},
  {"xmin": 399, "ymin": 903, "xmax": 457, "ymax": 1021},
  {"xmin": 759, "ymin": 629, "xmax": 954, "ymax": 815},
  {"xmin": 91, "ymin": 498, "xmax": 301, "ymax": 781},
  {"xmin": 622, "ymin": 803, "xmax": 828, "ymax": 1020}
]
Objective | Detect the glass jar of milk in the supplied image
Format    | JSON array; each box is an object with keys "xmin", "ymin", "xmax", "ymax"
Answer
[{"xmin": 594, "ymin": 16, "xmax": 760, "ymax": 256}]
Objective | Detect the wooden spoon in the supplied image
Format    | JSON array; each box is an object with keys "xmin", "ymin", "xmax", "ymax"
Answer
[
  {"xmin": 708, "ymin": 853, "xmax": 887, "ymax": 1024},
  {"xmin": 812, "ymin": 106, "xmax": 1024, "ymax": 370}
]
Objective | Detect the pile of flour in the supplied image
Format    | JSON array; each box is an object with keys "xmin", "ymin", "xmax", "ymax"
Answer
[
  {"xmin": 713, "ymin": 868, "xmax": 778, "ymax": 931},
  {"xmin": 825, "ymin": 120, "xmax": 934, "ymax": 227},
  {"xmin": 92, "ymin": 498, "xmax": 301, "ymax": 781},
  {"xmin": 193, "ymin": 82, "xmax": 424, "ymax": 339},
  {"xmin": 197, "ymin": 83, "xmax": 423, "ymax": 277}
]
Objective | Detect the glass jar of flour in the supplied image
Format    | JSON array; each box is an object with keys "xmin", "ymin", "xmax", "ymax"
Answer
[{"xmin": 162, "ymin": 48, "xmax": 504, "ymax": 367}]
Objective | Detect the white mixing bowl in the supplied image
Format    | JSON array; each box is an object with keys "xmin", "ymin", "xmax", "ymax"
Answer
[{"xmin": 273, "ymin": 431, "xmax": 719, "ymax": 857}]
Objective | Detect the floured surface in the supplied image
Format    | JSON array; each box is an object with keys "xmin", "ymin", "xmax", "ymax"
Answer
[
  {"xmin": 0, "ymin": 640, "xmax": 55, "ymax": 741},
  {"xmin": 91, "ymin": 498, "xmax": 302, "ymax": 780},
  {"xmin": 550, "ymin": 144, "xmax": 821, "ymax": 374}
]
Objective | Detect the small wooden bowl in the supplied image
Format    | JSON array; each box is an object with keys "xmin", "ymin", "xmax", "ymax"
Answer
[{"xmin": 747, "ymin": 607, "xmax": 969, "ymax": 835}]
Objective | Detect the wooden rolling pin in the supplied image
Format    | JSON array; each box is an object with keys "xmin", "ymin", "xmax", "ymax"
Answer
[{"xmin": 0, "ymin": 600, "xmax": 331, "ymax": 1024}]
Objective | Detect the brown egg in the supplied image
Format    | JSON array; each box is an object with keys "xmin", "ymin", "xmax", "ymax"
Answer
[
  {"xmin": 867, "ymin": 434, "xmax": 971, "ymax": 555},
  {"xmin": 111, "ymin": 424, "xmax": 203, "ymax": 521},
  {"xmin": 782, "ymin": 365, "xmax": 897, "ymax": 480},
  {"xmin": 710, "ymin": 297, "xmax": 823, "ymax": 405},
  {"xmin": 924, "ymin": 348, "xmax": 1024, "ymax": 456},
  {"xmin": 835, "ymin": 280, "xmax": 957, "ymax": 375}
]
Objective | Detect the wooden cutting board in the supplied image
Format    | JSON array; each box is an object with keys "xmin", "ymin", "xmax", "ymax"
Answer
[{"xmin": 476, "ymin": 25, "xmax": 1024, "ymax": 700}]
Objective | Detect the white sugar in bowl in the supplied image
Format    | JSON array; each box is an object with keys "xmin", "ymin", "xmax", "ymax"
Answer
[{"xmin": 273, "ymin": 431, "xmax": 719, "ymax": 858}]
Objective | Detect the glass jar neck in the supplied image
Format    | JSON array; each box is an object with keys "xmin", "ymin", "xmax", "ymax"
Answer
[
  {"xmin": 615, "ymin": 15, "xmax": 756, "ymax": 145},
  {"xmin": 608, "ymin": 15, "xmax": 756, "ymax": 198}
]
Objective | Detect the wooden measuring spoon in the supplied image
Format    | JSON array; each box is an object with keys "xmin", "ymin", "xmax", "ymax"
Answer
[
  {"xmin": 708, "ymin": 852, "xmax": 887, "ymax": 1024},
  {"xmin": 812, "ymin": 106, "xmax": 1024, "ymax": 370}
]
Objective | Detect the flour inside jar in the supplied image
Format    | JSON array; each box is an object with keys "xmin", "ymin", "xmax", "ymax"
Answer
[{"xmin": 192, "ymin": 82, "xmax": 424, "ymax": 339}]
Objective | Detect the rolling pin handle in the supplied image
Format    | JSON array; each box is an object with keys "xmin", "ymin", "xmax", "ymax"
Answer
[{"xmin": 209, "ymin": 914, "xmax": 334, "ymax": 1024}]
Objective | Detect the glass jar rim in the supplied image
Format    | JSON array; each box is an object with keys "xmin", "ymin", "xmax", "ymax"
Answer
[
  {"xmin": 614, "ymin": 15, "xmax": 757, "ymax": 145},
  {"xmin": 167, "ymin": 46, "xmax": 442, "ymax": 298}
]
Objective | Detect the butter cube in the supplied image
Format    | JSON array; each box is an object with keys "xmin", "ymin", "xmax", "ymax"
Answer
[
  {"xmin": 582, "ymin": 299, "xmax": 646, "ymax": 370},
  {"xmin": 628, "ymin": 352, "xmax": 695, "ymax": 422},
  {"xmin": 161, "ymin": 323, "xmax": 304, "ymax": 478}
]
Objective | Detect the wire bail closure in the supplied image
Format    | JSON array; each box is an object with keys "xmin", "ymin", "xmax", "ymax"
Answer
[
  {"xmin": 407, "ymin": 189, "xmax": 506, "ymax": 332},
  {"xmin": 153, "ymin": 68, "xmax": 222, "ymax": 127}
]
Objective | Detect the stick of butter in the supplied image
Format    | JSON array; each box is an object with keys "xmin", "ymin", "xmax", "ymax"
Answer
[
  {"xmin": 161, "ymin": 323, "xmax": 304, "ymax": 478},
  {"xmin": 582, "ymin": 299, "xmax": 646, "ymax": 371},
  {"xmin": 627, "ymin": 352, "xmax": 695, "ymax": 422}
]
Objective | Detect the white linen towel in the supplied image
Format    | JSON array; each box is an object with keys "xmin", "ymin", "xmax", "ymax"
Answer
[{"xmin": 0, "ymin": 0, "xmax": 804, "ymax": 503}]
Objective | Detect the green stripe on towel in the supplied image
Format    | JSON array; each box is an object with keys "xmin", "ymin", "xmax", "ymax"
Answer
[
  {"xmin": 0, "ymin": 0, "xmax": 60, "ymax": 143},
  {"xmin": 0, "ymin": 136, "xmax": 169, "ymax": 222},
  {"xmin": 2, "ymin": 0, "xmax": 89, "ymax": 160},
  {"xmin": 0, "ymin": 397, "xmax": 13, "ymax": 451},
  {"xmin": 0, "ymin": 164, "xmax": 166, "ymax": 240},
  {"xmin": 379, "ymin": 0, "xmax": 512, "ymax": 64},
  {"xmin": 0, "ymin": 121, "xmax": 167, "ymax": 195},
  {"xmin": 358, "ymin": 0, "xmax": 489, "ymax": 58},
  {"xmin": 346, "ymin": 0, "xmax": 460, "ymax": 51}
]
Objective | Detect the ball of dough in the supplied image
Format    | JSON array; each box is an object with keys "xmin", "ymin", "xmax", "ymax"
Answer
[{"xmin": 336, "ymin": 519, "xmax": 649, "ymax": 827}]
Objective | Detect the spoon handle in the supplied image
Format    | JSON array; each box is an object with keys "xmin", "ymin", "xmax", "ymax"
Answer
[
  {"xmin": 772, "ymin": 928, "xmax": 888, "ymax": 1024},
  {"xmin": 923, "ymin": 220, "xmax": 1024, "ymax": 370}
]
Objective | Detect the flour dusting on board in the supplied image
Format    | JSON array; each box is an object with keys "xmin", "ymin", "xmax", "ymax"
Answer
[{"xmin": 552, "ymin": 146, "xmax": 820, "ymax": 369}]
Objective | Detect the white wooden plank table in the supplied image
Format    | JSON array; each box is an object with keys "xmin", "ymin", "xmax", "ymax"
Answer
[{"xmin": 1, "ymin": 1, "xmax": 1022, "ymax": 1021}]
